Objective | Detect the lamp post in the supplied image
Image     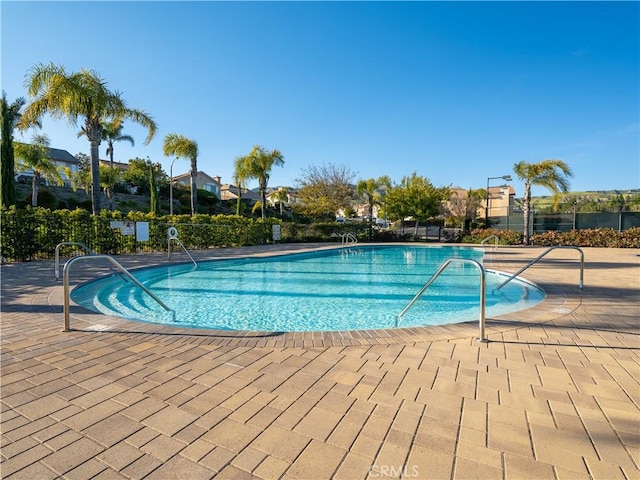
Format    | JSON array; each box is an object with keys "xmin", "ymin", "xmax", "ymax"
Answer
[
  {"xmin": 169, "ymin": 158, "xmax": 176, "ymax": 216},
  {"xmin": 485, "ymin": 175, "xmax": 512, "ymax": 227}
]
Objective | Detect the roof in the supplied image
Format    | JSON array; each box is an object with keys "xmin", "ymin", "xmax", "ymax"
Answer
[
  {"xmin": 46, "ymin": 147, "xmax": 79, "ymax": 164},
  {"xmin": 173, "ymin": 171, "xmax": 221, "ymax": 184}
]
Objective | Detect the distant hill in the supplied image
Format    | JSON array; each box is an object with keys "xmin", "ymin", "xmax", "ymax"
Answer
[{"xmin": 533, "ymin": 188, "xmax": 639, "ymax": 199}]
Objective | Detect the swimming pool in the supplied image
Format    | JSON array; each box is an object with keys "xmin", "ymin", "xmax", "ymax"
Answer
[{"xmin": 71, "ymin": 245, "xmax": 545, "ymax": 331}]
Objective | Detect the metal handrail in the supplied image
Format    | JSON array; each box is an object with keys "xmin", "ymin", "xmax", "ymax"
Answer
[
  {"xmin": 55, "ymin": 242, "xmax": 95, "ymax": 280},
  {"xmin": 341, "ymin": 232, "xmax": 358, "ymax": 247},
  {"xmin": 167, "ymin": 238, "xmax": 198, "ymax": 266},
  {"xmin": 493, "ymin": 246, "xmax": 584, "ymax": 292},
  {"xmin": 396, "ymin": 258, "xmax": 488, "ymax": 342},
  {"xmin": 63, "ymin": 254, "xmax": 174, "ymax": 331},
  {"xmin": 480, "ymin": 235, "xmax": 499, "ymax": 249}
]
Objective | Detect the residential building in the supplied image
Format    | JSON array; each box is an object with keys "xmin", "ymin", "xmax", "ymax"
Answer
[
  {"xmin": 173, "ymin": 171, "xmax": 221, "ymax": 197},
  {"xmin": 486, "ymin": 185, "xmax": 516, "ymax": 217},
  {"xmin": 99, "ymin": 159, "xmax": 130, "ymax": 172},
  {"xmin": 15, "ymin": 147, "xmax": 79, "ymax": 188},
  {"xmin": 265, "ymin": 187, "xmax": 302, "ymax": 209}
]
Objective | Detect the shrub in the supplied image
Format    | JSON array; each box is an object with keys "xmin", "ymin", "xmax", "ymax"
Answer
[
  {"xmin": 532, "ymin": 228, "xmax": 640, "ymax": 248},
  {"xmin": 465, "ymin": 228, "xmax": 522, "ymax": 245}
]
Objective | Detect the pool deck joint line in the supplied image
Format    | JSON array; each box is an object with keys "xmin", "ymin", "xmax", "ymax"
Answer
[{"xmin": 1, "ymin": 243, "xmax": 639, "ymax": 479}]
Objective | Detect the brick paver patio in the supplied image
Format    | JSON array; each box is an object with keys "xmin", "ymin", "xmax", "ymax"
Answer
[{"xmin": 1, "ymin": 244, "xmax": 638, "ymax": 479}]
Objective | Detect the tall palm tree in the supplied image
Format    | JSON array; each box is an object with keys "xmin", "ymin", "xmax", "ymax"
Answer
[
  {"xmin": 14, "ymin": 133, "xmax": 63, "ymax": 206},
  {"xmin": 163, "ymin": 133, "xmax": 198, "ymax": 216},
  {"xmin": 244, "ymin": 145, "xmax": 284, "ymax": 219},
  {"xmin": 102, "ymin": 120, "xmax": 134, "ymax": 167},
  {"xmin": 233, "ymin": 154, "xmax": 252, "ymax": 216},
  {"xmin": 273, "ymin": 187, "xmax": 290, "ymax": 218},
  {"xmin": 18, "ymin": 62, "xmax": 156, "ymax": 214},
  {"xmin": 357, "ymin": 176, "xmax": 391, "ymax": 239},
  {"xmin": 513, "ymin": 159, "xmax": 573, "ymax": 244},
  {"xmin": 1, "ymin": 92, "xmax": 29, "ymax": 209}
]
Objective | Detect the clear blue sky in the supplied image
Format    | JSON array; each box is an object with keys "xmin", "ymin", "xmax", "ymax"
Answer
[{"xmin": 2, "ymin": 1, "xmax": 638, "ymax": 197}]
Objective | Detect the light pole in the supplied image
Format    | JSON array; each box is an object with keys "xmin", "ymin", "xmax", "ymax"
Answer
[
  {"xmin": 485, "ymin": 175, "xmax": 512, "ymax": 227},
  {"xmin": 169, "ymin": 158, "xmax": 176, "ymax": 216}
]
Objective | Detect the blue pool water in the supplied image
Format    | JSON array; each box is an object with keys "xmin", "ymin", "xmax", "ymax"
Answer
[{"xmin": 71, "ymin": 245, "xmax": 545, "ymax": 331}]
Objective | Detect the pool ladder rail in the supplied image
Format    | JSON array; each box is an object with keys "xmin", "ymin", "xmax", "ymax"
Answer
[
  {"xmin": 396, "ymin": 246, "xmax": 584, "ymax": 343},
  {"xmin": 493, "ymin": 245, "xmax": 583, "ymax": 292},
  {"xmin": 167, "ymin": 227, "xmax": 198, "ymax": 266},
  {"xmin": 396, "ymin": 258, "xmax": 488, "ymax": 342},
  {"xmin": 341, "ymin": 232, "xmax": 358, "ymax": 247},
  {"xmin": 62, "ymin": 254, "xmax": 175, "ymax": 331},
  {"xmin": 55, "ymin": 242, "xmax": 95, "ymax": 280}
]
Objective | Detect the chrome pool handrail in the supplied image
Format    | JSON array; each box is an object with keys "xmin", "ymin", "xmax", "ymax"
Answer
[
  {"xmin": 396, "ymin": 258, "xmax": 488, "ymax": 342},
  {"xmin": 341, "ymin": 232, "xmax": 358, "ymax": 247},
  {"xmin": 63, "ymin": 254, "xmax": 174, "ymax": 331},
  {"xmin": 480, "ymin": 235, "xmax": 499, "ymax": 250},
  {"xmin": 493, "ymin": 246, "xmax": 584, "ymax": 292},
  {"xmin": 55, "ymin": 242, "xmax": 95, "ymax": 280}
]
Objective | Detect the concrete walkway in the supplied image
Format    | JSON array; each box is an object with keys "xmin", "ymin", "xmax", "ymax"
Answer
[{"xmin": 1, "ymin": 244, "xmax": 638, "ymax": 479}]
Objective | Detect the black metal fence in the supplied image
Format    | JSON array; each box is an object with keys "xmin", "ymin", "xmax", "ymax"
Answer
[{"xmin": 487, "ymin": 211, "xmax": 640, "ymax": 234}]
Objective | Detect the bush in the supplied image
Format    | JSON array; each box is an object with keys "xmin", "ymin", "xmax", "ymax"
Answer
[
  {"xmin": 464, "ymin": 228, "xmax": 522, "ymax": 245},
  {"xmin": 0, "ymin": 207, "xmax": 282, "ymax": 261},
  {"xmin": 532, "ymin": 228, "xmax": 640, "ymax": 248}
]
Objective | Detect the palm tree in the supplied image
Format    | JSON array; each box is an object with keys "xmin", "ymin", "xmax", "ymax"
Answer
[
  {"xmin": 357, "ymin": 176, "xmax": 391, "ymax": 239},
  {"xmin": 18, "ymin": 62, "xmax": 156, "ymax": 214},
  {"xmin": 163, "ymin": 133, "xmax": 198, "ymax": 216},
  {"xmin": 513, "ymin": 159, "xmax": 573, "ymax": 244},
  {"xmin": 273, "ymin": 187, "xmax": 290, "ymax": 218},
  {"xmin": 244, "ymin": 145, "xmax": 285, "ymax": 219},
  {"xmin": 233, "ymin": 154, "xmax": 252, "ymax": 216},
  {"xmin": 1, "ymin": 92, "xmax": 29, "ymax": 209},
  {"xmin": 102, "ymin": 120, "xmax": 134, "ymax": 167},
  {"xmin": 14, "ymin": 133, "xmax": 64, "ymax": 206}
]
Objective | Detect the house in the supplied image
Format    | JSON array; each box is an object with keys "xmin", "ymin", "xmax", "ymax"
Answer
[
  {"xmin": 15, "ymin": 147, "xmax": 80, "ymax": 188},
  {"xmin": 173, "ymin": 171, "xmax": 221, "ymax": 197},
  {"xmin": 220, "ymin": 184, "xmax": 260, "ymax": 202},
  {"xmin": 486, "ymin": 185, "xmax": 516, "ymax": 217},
  {"xmin": 265, "ymin": 187, "xmax": 302, "ymax": 209},
  {"xmin": 99, "ymin": 159, "xmax": 130, "ymax": 172},
  {"xmin": 443, "ymin": 186, "xmax": 516, "ymax": 224}
]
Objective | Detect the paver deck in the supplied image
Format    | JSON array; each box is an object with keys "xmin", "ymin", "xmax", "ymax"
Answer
[{"xmin": 1, "ymin": 243, "xmax": 638, "ymax": 479}]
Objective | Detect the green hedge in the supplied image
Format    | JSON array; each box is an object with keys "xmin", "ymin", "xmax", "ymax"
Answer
[
  {"xmin": 0, "ymin": 207, "xmax": 280, "ymax": 262},
  {"xmin": 463, "ymin": 227, "xmax": 640, "ymax": 248},
  {"xmin": 464, "ymin": 228, "xmax": 523, "ymax": 245},
  {"xmin": 532, "ymin": 228, "xmax": 640, "ymax": 248}
]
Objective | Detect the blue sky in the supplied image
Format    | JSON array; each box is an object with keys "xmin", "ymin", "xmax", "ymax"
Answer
[{"xmin": 2, "ymin": 1, "xmax": 638, "ymax": 197}]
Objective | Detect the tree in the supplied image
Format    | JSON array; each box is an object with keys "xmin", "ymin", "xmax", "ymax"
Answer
[
  {"xmin": 296, "ymin": 163, "xmax": 356, "ymax": 220},
  {"xmin": 123, "ymin": 157, "xmax": 165, "ymax": 196},
  {"xmin": 14, "ymin": 133, "xmax": 64, "ymax": 206},
  {"xmin": 243, "ymin": 145, "xmax": 285, "ymax": 219},
  {"xmin": 149, "ymin": 163, "xmax": 160, "ymax": 215},
  {"xmin": 513, "ymin": 159, "xmax": 573, "ymax": 244},
  {"xmin": 101, "ymin": 120, "xmax": 134, "ymax": 167},
  {"xmin": 163, "ymin": 134, "xmax": 198, "ymax": 215},
  {"xmin": 446, "ymin": 188, "xmax": 485, "ymax": 232},
  {"xmin": 1, "ymin": 92, "xmax": 27, "ymax": 209},
  {"xmin": 357, "ymin": 176, "xmax": 391, "ymax": 239},
  {"xmin": 19, "ymin": 62, "xmax": 156, "ymax": 215},
  {"xmin": 233, "ymin": 154, "xmax": 252, "ymax": 216},
  {"xmin": 383, "ymin": 172, "xmax": 450, "ymax": 234},
  {"xmin": 71, "ymin": 152, "xmax": 92, "ymax": 193},
  {"xmin": 99, "ymin": 164, "xmax": 121, "ymax": 205},
  {"xmin": 273, "ymin": 187, "xmax": 290, "ymax": 218}
]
